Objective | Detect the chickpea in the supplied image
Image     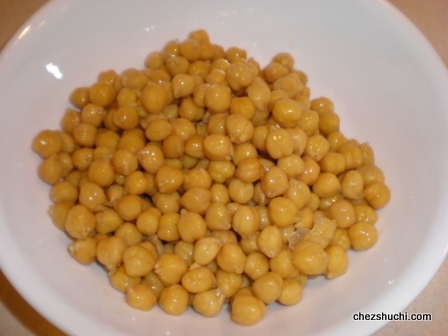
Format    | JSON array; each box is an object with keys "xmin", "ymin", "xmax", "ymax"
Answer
[
  {"xmin": 265, "ymin": 125, "xmax": 293, "ymax": 159},
  {"xmin": 177, "ymin": 209, "xmax": 207, "ymax": 243},
  {"xmin": 137, "ymin": 144, "xmax": 165, "ymax": 174},
  {"xmin": 363, "ymin": 182, "xmax": 391, "ymax": 210},
  {"xmin": 324, "ymin": 245, "xmax": 348, "ymax": 279},
  {"xmin": 47, "ymin": 202, "xmax": 75, "ymax": 230},
  {"xmin": 87, "ymin": 158, "xmax": 115, "ymax": 187},
  {"xmin": 312, "ymin": 172, "xmax": 341, "ymax": 198},
  {"xmin": 95, "ymin": 208, "xmax": 124, "ymax": 234},
  {"xmin": 123, "ymin": 244, "xmax": 156, "ymax": 277},
  {"xmin": 267, "ymin": 197, "xmax": 299, "ymax": 228},
  {"xmin": 246, "ymin": 82, "xmax": 271, "ymax": 112},
  {"xmin": 231, "ymin": 291, "xmax": 266, "ymax": 326},
  {"xmin": 157, "ymin": 213, "xmax": 180, "ymax": 242},
  {"xmin": 115, "ymin": 222, "xmax": 143, "ymax": 246},
  {"xmin": 182, "ymin": 166, "xmax": 212, "ymax": 191},
  {"xmin": 96, "ymin": 236, "xmax": 128, "ymax": 271},
  {"xmin": 125, "ymin": 283, "xmax": 157, "ymax": 311},
  {"xmin": 114, "ymin": 194, "xmax": 143, "ymax": 221},
  {"xmin": 269, "ymin": 248, "xmax": 299, "ymax": 279},
  {"xmin": 192, "ymin": 288, "xmax": 225, "ymax": 317},
  {"xmin": 232, "ymin": 205, "xmax": 259, "ymax": 238},
  {"xmin": 203, "ymin": 84, "xmax": 231, "ymax": 114},
  {"xmin": 152, "ymin": 191, "xmax": 180, "ymax": 214},
  {"xmin": 338, "ymin": 143, "xmax": 364, "ymax": 170},
  {"xmin": 88, "ymin": 81, "xmax": 116, "ymax": 107},
  {"xmin": 158, "ymin": 284, "xmax": 190, "ymax": 316},
  {"xmin": 181, "ymin": 265, "xmax": 216, "ymax": 293},
  {"xmin": 277, "ymin": 278, "xmax": 302, "ymax": 306},
  {"xmin": 145, "ymin": 118, "xmax": 174, "ymax": 141},
  {"xmin": 228, "ymin": 178, "xmax": 254, "ymax": 204},
  {"xmin": 153, "ymin": 253, "xmax": 188, "ymax": 286},
  {"xmin": 207, "ymin": 160, "xmax": 235, "ymax": 183},
  {"xmin": 252, "ymin": 271, "xmax": 283, "ymax": 304},
  {"xmin": 68, "ymin": 237, "xmax": 96, "ymax": 265},
  {"xmin": 209, "ymin": 183, "xmax": 230, "ymax": 204},
  {"xmin": 216, "ymin": 243, "xmax": 246, "ymax": 274},
  {"xmin": 78, "ymin": 181, "xmax": 107, "ymax": 212},
  {"xmin": 310, "ymin": 96, "xmax": 334, "ymax": 114},
  {"xmin": 272, "ymin": 98, "xmax": 302, "ymax": 128},
  {"xmin": 341, "ymin": 170, "xmax": 364, "ymax": 200},
  {"xmin": 354, "ymin": 204, "xmax": 378, "ymax": 225},
  {"xmin": 260, "ymin": 166, "xmax": 289, "ymax": 198},
  {"xmin": 155, "ymin": 165, "xmax": 183, "ymax": 193},
  {"xmin": 244, "ymin": 252, "xmax": 269, "ymax": 281},
  {"xmin": 356, "ymin": 163, "xmax": 385, "ymax": 187},
  {"xmin": 205, "ymin": 202, "xmax": 232, "ymax": 231},
  {"xmin": 64, "ymin": 204, "xmax": 95, "ymax": 239},
  {"xmin": 256, "ymin": 225, "xmax": 283, "ymax": 258},
  {"xmin": 49, "ymin": 181, "xmax": 78, "ymax": 204},
  {"xmin": 179, "ymin": 187, "xmax": 211, "ymax": 215},
  {"xmin": 32, "ymin": 130, "xmax": 63, "ymax": 158},
  {"xmin": 291, "ymin": 240, "xmax": 329, "ymax": 276},
  {"xmin": 108, "ymin": 265, "xmax": 141, "ymax": 293}
]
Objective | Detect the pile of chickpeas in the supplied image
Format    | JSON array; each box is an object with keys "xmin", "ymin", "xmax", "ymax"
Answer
[{"xmin": 32, "ymin": 29, "xmax": 390, "ymax": 326}]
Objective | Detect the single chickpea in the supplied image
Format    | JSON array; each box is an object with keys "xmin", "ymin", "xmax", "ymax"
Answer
[
  {"xmin": 47, "ymin": 202, "xmax": 75, "ymax": 230},
  {"xmin": 341, "ymin": 170, "xmax": 364, "ymax": 200},
  {"xmin": 216, "ymin": 243, "xmax": 246, "ymax": 274},
  {"xmin": 64, "ymin": 204, "xmax": 95, "ymax": 239},
  {"xmin": 95, "ymin": 208, "xmax": 124, "ymax": 234},
  {"xmin": 152, "ymin": 191, "xmax": 180, "ymax": 214},
  {"xmin": 265, "ymin": 125, "xmax": 294, "ymax": 159},
  {"xmin": 209, "ymin": 183, "xmax": 230, "ymax": 204},
  {"xmin": 225, "ymin": 114, "xmax": 254, "ymax": 145},
  {"xmin": 49, "ymin": 181, "xmax": 78, "ymax": 204},
  {"xmin": 32, "ymin": 130, "xmax": 63, "ymax": 159},
  {"xmin": 157, "ymin": 213, "xmax": 180, "ymax": 242},
  {"xmin": 272, "ymin": 98, "xmax": 303, "ymax": 128},
  {"xmin": 231, "ymin": 205, "xmax": 259, "ymax": 238},
  {"xmin": 277, "ymin": 154, "xmax": 305, "ymax": 179},
  {"xmin": 177, "ymin": 209, "xmax": 207, "ymax": 243},
  {"xmin": 246, "ymin": 82, "xmax": 271, "ymax": 112},
  {"xmin": 181, "ymin": 265, "xmax": 216, "ymax": 293},
  {"xmin": 117, "ymin": 131, "xmax": 145, "ymax": 154},
  {"xmin": 267, "ymin": 197, "xmax": 299, "ymax": 228},
  {"xmin": 277, "ymin": 279, "xmax": 302, "ymax": 306},
  {"xmin": 269, "ymin": 248, "xmax": 299, "ymax": 279},
  {"xmin": 114, "ymin": 194, "xmax": 143, "ymax": 221},
  {"xmin": 68, "ymin": 237, "xmax": 96, "ymax": 265},
  {"xmin": 69, "ymin": 87, "xmax": 90, "ymax": 109},
  {"xmin": 231, "ymin": 292, "xmax": 266, "ymax": 326},
  {"xmin": 244, "ymin": 252, "xmax": 270, "ymax": 281},
  {"xmin": 256, "ymin": 225, "xmax": 283, "ymax": 258},
  {"xmin": 203, "ymin": 134, "xmax": 233, "ymax": 161},
  {"xmin": 192, "ymin": 288, "xmax": 225, "ymax": 317},
  {"xmin": 348, "ymin": 221, "xmax": 378, "ymax": 250},
  {"xmin": 310, "ymin": 96, "xmax": 334, "ymax": 114},
  {"xmin": 205, "ymin": 202, "xmax": 232, "ymax": 231},
  {"xmin": 260, "ymin": 166, "xmax": 289, "ymax": 198},
  {"xmin": 263, "ymin": 61, "xmax": 289, "ymax": 83},
  {"xmin": 153, "ymin": 253, "xmax": 188, "ymax": 286},
  {"xmin": 125, "ymin": 283, "xmax": 157, "ymax": 311},
  {"xmin": 228, "ymin": 178, "xmax": 254, "ymax": 204},
  {"xmin": 137, "ymin": 144, "xmax": 165, "ymax": 174},
  {"xmin": 330, "ymin": 227, "xmax": 351, "ymax": 250},
  {"xmin": 162, "ymin": 134, "xmax": 185, "ymax": 158},
  {"xmin": 324, "ymin": 245, "xmax": 348, "ymax": 279},
  {"xmin": 136, "ymin": 207, "xmax": 161, "ymax": 236},
  {"xmin": 356, "ymin": 163, "xmax": 385, "ymax": 187},
  {"xmin": 297, "ymin": 156, "xmax": 320, "ymax": 186},
  {"xmin": 123, "ymin": 244, "xmax": 156, "ymax": 278},
  {"xmin": 338, "ymin": 143, "xmax": 364, "ymax": 170},
  {"xmin": 158, "ymin": 284, "xmax": 190, "ymax": 316},
  {"xmin": 363, "ymin": 182, "xmax": 390, "ymax": 210},
  {"xmin": 96, "ymin": 236, "xmax": 128, "ymax": 271},
  {"xmin": 141, "ymin": 271, "xmax": 164, "ymax": 300},
  {"xmin": 87, "ymin": 158, "xmax": 115, "ymax": 187},
  {"xmin": 252, "ymin": 271, "xmax": 284, "ymax": 304},
  {"xmin": 203, "ymin": 84, "xmax": 231, "ymax": 114},
  {"xmin": 154, "ymin": 165, "xmax": 183, "ymax": 193},
  {"xmin": 291, "ymin": 240, "xmax": 329, "ymax": 276},
  {"xmin": 108, "ymin": 265, "xmax": 141, "ymax": 293},
  {"xmin": 178, "ymin": 187, "xmax": 211, "ymax": 215},
  {"xmin": 145, "ymin": 118, "xmax": 174, "ymax": 141},
  {"xmin": 115, "ymin": 222, "xmax": 143, "ymax": 246},
  {"xmin": 312, "ymin": 172, "xmax": 341, "ymax": 199},
  {"xmin": 141, "ymin": 82, "xmax": 168, "ymax": 114},
  {"xmin": 88, "ymin": 81, "xmax": 116, "ymax": 107},
  {"xmin": 182, "ymin": 167, "xmax": 212, "ymax": 191}
]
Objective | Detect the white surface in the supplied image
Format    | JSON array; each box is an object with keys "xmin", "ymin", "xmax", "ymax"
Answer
[{"xmin": 1, "ymin": 0, "xmax": 448, "ymax": 335}]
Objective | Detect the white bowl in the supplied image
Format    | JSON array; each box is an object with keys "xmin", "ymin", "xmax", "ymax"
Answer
[{"xmin": 1, "ymin": 0, "xmax": 448, "ymax": 335}]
